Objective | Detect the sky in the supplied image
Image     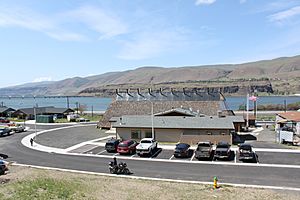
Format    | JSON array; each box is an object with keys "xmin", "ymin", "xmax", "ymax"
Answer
[{"xmin": 1, "ymin": 0, "xmax": 300, "ymax": 87}]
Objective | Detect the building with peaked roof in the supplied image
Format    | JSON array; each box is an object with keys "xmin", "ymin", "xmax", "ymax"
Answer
[
  {"xmin": 0, "ymin": 106, "xmax": 16, "ymax": 117},
  {"xmin": 111, "ymin": 107, "xmax": 244, "ymax": 145},
  {"xmin": 12, "ymin": 107, "xmax": 74, "ymax": 120},
  {"xmin": 99, "ymin": 88, "xmax": 232, "ymax": 129},
  {"xmin": 276, "ymin": 111, "xmax": 300, "ymax": 135}
]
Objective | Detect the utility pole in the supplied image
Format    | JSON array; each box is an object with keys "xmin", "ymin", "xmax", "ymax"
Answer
[
  {"xmin": 66, "ymin": 96, "xmax": 70, "ymax": 109},
  {"xmin": 151, "ymin": 101, "xmax": 154, "ymax": 139},
  {"xmin": 91, "ymin": 105, "xmax": 94, "ymax": 118}
]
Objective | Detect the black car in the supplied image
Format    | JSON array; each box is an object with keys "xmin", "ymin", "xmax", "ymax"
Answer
[
  {"xmin": 105, "ymin": 138, "xmax": 120, "ymax": 153},
  {"xmin": 238, "ymin": 143, "xmax": 258, "ymax": 162},
  {"xmin": 174, "ymin": 143, "xmax": 193, "ymax": 158},
  {"xmin": 0, "ymin": 128, "xmax": 11, "ymax": 136},
  {"xmin": 213, "ymin": 141, "xmax": 231, "ymax": 160},
  {"xmin": 0, "ymin": 159, "xmax": 8, "ymax": 175}
]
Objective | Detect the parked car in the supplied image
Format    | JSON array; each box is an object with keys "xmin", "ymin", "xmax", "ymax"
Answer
[
  {"xmin": 0, "ymin": 127, "xmax": 11, "ymax": 136},
  {"xmin": 136, "ymin": 138, "xmax": 158, "ymax": 156},
  {"xmin": 117, "ymin": 140, "xmax": 138, "ymax": 155},
  {"xmin": 0, "ymin": 118, "xmax": 10, "ymax": 124},
  {"xmin": 0, "ymin": 159, "xmax": 8, "ymax": 175},
  {"xmin": 9, "ymin": 124, "xmax": 26, "ymax": 133},
  {"xmin": 174, "ymin": 143, "xmax": 193, "ymax": 158},
  {"xmin": 213, "ymin": 141, "xmax": 231, "ymax": 160},
  {"xmin": 238, "ymin": 143, "xmax": 258, "ymax": 162},
  {"xmin": 195, "ymin": 141, "xmax": 214, "ymax": 160},
  {"xmin": 105, "ymin": 138, "xmax": 120, "ymax": 153}
]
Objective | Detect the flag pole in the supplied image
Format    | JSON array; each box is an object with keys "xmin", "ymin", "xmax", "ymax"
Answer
[{"xmin": 246, "ymin": 93, "xmax": 249, "ymax": 130}]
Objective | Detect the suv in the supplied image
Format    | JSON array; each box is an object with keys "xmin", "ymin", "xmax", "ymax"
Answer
[
  {"xmin": 195, "ymin": 141, "xmax": 213, "ymax": 160},
  {"xmin": 0, "ymin": 159, "xmax": 8, "ymax": 175},
  {"xmin": 105, "ymin": 138, "xmax": 120, "ymax": 153},
  {"xmin": 174, "ymin": 143, "xmax": 193, "ymax": 158},
  {"xmin": 238, "ymin": 143, "xmax": 258, "ymax": 162},
  {"xmin": 213, "ymin": 141, "xmax": 231, "ymax": 160},
  {"xmin": 136, "ymin": 138, "xmax": 158, "ymax": 156},
  {"xmin": 117, "ymin": 140, "xmax": 138, "ymax": 155}
]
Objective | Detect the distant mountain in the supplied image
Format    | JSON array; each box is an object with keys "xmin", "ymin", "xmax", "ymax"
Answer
[{"xmin": 1, "ymin": 55, "xmax": 300, "ymax": 96}]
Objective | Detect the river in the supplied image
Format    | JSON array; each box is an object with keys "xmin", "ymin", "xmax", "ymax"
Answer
[{"xmin": 0, "ymin": 95, "xmax": 299, "ymax": 111}]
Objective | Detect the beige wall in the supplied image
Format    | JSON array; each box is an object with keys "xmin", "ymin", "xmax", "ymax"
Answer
[{"xmin": 116, "ymin": 127, "xmax": 232, "ymax": 144}]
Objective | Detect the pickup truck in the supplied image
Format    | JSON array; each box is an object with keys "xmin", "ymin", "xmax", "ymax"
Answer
[
  {"xmin": 213, "ymin": 141, "xmax": 231, "ymax": 160},
  {"xmin": 195, "ymin": 141, "xmax": 213, "ymax": 160},
  {"xmin": 136, "ymin": 138, "xmax": 157, "ymax": 156}
]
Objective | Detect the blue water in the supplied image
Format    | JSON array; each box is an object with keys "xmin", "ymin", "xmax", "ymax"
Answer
[
  {"xmin": 225, "ymin": 96, "xmax": 300, "ymax": 110},
  {"xmin": 0, "ymin": 96, "xmax": 299, "ymax": 111}
]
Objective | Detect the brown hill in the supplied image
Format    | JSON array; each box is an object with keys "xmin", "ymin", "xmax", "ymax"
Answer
[{"xmin": 0, "ymin": 55, "xmax": 299, "ymax": 96}]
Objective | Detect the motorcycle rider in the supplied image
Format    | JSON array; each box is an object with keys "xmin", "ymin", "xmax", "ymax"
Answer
[{"xmin": 113, "ymin": 157, "xmax": 117, "ymax": 166}]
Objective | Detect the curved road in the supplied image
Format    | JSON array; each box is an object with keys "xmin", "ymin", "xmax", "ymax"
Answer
[{"xmin": 1, "ymin": 124, "xmax": 300, "ymax": 191}]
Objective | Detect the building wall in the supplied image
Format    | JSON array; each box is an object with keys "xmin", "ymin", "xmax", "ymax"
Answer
[{"xmin": 116, "ymin": 127, "xmax": 232, "ymax": 144}]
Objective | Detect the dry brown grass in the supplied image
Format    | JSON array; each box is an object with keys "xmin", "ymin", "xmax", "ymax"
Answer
[{"xmin": 0, "ymin": 166, "xmax": 299, "ymax": 200}]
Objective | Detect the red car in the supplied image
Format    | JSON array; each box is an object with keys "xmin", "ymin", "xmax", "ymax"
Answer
[
  {"xmin": 0, "ymin": 118, "xmax": 10, "ymax": 124},
  {"xmin": 117, "ymin": 140, "xmax": 138, "ymax": 155}
]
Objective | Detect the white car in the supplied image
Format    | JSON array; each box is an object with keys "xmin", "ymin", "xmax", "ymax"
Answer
[{"xmin": 136, "ymin": 138, "xmax": 158, "ymax": 156}]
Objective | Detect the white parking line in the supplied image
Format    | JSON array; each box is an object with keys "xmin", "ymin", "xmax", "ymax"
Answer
[
  {"xmin": 234, "ymin": 150, "xmax": 237, "ymax": 163},
  {"xmin": 131, "ymin": 154, "xmax": 136, "ymax": 158},
  {"xmin": 97, "ymin": 150, "xmax": 107, "ymax": 155},
  {"xmin": 190, "ymin": 153, "xmax": 195, "ymax": 161},
  {"xmin": 169, "ymin": 155, "xmax": 174, "ymax": 160}
]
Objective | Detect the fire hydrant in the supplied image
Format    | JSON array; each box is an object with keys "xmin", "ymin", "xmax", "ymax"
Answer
[{"xmin": 213, "ymin": 176, "xmax": 218, "ymax": 189}]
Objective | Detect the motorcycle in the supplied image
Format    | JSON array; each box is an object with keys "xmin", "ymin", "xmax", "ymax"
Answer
[{"xmin": 108, "ymin": 161, "xmax": 131, "ymax": 175}]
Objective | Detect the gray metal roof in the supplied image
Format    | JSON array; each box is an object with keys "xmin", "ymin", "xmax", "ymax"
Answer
[
  {"xmin": 112, "ymin": 115, "xmax": 242, "ymax": 129},
  {"xmin": 14, "ymin": 107, "xmax": 74, "ymax": 115},
  {"xmin": 0, "ymin": 107, "xmax": 15, "ymax": 113},
  {"xmin": 154, "ymin": 107, "xmax": 204, "ymax": 117}
]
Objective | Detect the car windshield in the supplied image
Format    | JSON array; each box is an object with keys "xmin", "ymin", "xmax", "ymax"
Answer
[
  {"xmin": 118, "ymin": 143, "xmax": 128, "ymax": 147},
  {"xmin": 198, "ymin": 143, "xmax": 211, "ymax": 147},
  {"xmin": 176, "ymin": 144, "xmax": 188, "ymax": 149},
  {"xmin": 141, "ymin": 140, "xmax": 151, "ymax": 143},
  {"xmin": 217, "ymin": 144, "xmax": 228, "ymax": 148},
  {"xmin": 241, "ymin": 145, "xmax": 252, "ymax": 151}
]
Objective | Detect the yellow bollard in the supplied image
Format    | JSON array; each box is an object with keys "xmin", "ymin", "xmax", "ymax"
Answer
[{"xmin": 213, "ymin": 176, "xmax": 218, "ymax": 189}]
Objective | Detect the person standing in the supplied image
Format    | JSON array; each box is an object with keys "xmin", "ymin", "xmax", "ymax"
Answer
[{"xmin": 30, "ymin": 138, "xmax": 34, "ymax": 147}]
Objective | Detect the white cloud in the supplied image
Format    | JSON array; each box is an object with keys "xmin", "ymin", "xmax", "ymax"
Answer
[
  {"xmin": 240, "ymin": 0, "xmax": 247, "ymax": 4},
  {"xmin": 66, "ymin": 6, "xmax": 128, "ymax": 40},
  {"xmin": 268, "ymin": 6, "xmax": 300, "ymax": 23},
  {"xmin": 0, "ymin": 6, "xmax": 86, "ymax": 41},
  {"xmin": 118, "ymin": 29, "xmax": 188, "ymax": 60},
  {"xmin": 33, "ymin": 77, "xmax": 53, "ymax": 83},
  {"xmin": 0, "ymin": 5, "xmax": 127, "ymax": 41},
  {"xmin": 195, "ymin": 0, "xmax": 216, "ymax": 6}
]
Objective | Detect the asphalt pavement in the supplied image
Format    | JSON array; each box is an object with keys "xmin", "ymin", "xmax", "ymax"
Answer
[{"xmin": 1, "ymin": 124, "xmax": 300, "ymax": 190}]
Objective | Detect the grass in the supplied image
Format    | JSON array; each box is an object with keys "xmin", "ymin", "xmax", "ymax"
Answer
[{"xmin": 0, "ymin": 166, "xmax": 298, "ymax": 200}]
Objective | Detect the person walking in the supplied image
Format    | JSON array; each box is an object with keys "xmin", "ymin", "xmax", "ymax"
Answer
[{"xmin": 30, "ymin": 138, "xmax": 34, "ymax": 147}]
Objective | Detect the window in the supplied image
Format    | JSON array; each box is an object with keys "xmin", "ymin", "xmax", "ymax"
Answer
[
  {"xmin": 131, "ymin": 130, "xmax": 141, "ymax": 139},
  {"xmin": 145, "ymin": 131, "xmax": 152, "ymax": 138}
]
